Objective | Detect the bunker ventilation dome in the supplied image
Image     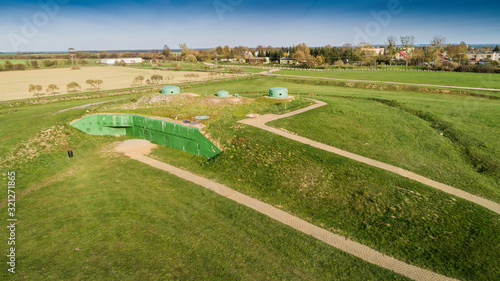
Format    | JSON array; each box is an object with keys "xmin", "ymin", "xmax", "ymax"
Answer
[
  {"xmin": 216, "ymin": 90, "xmax": 229, "ymax": 97},
  {"xmin": 269, "ymin": 87, "xmax": 288, "ymax": 98},
  {"xmin": 161, "ymin": 86, "xmax": 181, "ymax": 95}
]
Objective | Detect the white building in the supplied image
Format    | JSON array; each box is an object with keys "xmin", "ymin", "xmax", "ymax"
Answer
[
  {"xmin": 100, "ymin": 58, "xmax": 143, "ymax": 65},
  {"xmin": 466, "ymin": 52, "xmax": 500, "ymax": 64}
]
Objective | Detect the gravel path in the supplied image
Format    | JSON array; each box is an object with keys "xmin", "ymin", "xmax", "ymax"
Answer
[
  {"xmin": 114, "ymin": 139, "xmax": 457, "ymax": 281},
  {"xmin": 55, "ymin": 100, "xmax": 117, "ymax": 114},
  {"xmin": 238, "ymin": 99, "xmax": 500, "ymax": 215}
]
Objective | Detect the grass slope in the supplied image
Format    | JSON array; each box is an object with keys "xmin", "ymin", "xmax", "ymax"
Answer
[
  {"xmin": 0, "ymin": 95, "xmax": 406, "ymax": 280},
  {"xmin": 150, "ymin": 119, "xmax": 500, "ymax": 281},
  {"xmin": 265, "ymin": 80, "xmax": 500, "ymax": 202}
]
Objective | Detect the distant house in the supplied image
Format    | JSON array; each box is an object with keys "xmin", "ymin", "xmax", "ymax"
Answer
[
  {"xmin": 395, "ymin": 51, "xmax": 409, "ymax": 60},
  {"xmin": 246, "ymin": 57, "xmax": 270, "ymax": 64},
  {"xmin": 280, "ymin": 57, "xmax": 296, "ymax": 65},
  {"xmin": 101, "ymin": 58, "xmax": 143, "ymax": 65},
  {"xmin": 244, "ymin": 51, "xmax": 254, "ymax": 58},
  {"xmin": 466, "ymin": 52, "xmax": 499, "ymax": 64},
  {"xmin": 361, "ymin": 47, "xmax": 385, "ymax": 56}
]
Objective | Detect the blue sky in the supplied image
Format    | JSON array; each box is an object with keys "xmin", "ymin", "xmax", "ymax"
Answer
[{"xmin": 1, "ymin": 0, "xmax": 499, "ymax": 52}]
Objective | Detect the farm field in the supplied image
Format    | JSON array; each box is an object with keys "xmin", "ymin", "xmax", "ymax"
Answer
[
  {"xmin": 275, "ymin": 69, "xmax": 500, "ymax": 89},
  {"xmin": 1, "ymin": 75, "xmax": 499, "ymax": 280},
  {"xmin": 0, "ymin": 66, "xmax": 225, "ymax": 101}
]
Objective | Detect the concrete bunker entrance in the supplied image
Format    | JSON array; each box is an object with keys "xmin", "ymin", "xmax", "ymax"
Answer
[{"xmin": 71, "ymin": 114, "xmax": 221, "ymax": 158}]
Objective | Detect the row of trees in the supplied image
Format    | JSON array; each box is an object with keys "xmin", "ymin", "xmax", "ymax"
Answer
[
  {"xmin": 85, "ymin": 79, "xmax": 103, "ymax": 89},
  {"xmin": 28, "ymin": 79, "xmax": 107, "ymax": 98},
  {"xmin": 29, "ymin": 83, "xmax": 74, "ymax": 97},
  {"xmin": 0, "ymin": 59, "xmax": 92, "ymax": 71},
  {"xmin": 132, "ymin": 75, "xmax": 174, "ymax": 86},
  {"xmin": 29, "ymin": 84, "xmax": 60, "ymax": 96}
]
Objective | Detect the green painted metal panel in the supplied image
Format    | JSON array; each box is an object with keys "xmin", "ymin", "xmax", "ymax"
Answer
[
  {"xmin": 269, "ymin": 87, "xmax": 289, "ymax": 98},
  {"xmin": 71, "ymin": 114, "xmax": 221, "ymax": 158},
  {"xmin": 161, "ymin": 86, "xmax": 181, "ymax": 95},
  {"xmin": 216, "ymin": 90, "xmax": 229, "ymax": 97}
]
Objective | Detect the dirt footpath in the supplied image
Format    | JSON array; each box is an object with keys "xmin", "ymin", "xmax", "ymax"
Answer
[{"xmin": 114, "ymin": 139, "xmax": 457, "ymax": 281}]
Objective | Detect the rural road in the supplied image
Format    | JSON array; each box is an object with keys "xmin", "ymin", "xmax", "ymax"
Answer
[
  {"xmin": 115, "ymin": 139, "xmax": 457, "ymax": 281},
  {"xmin": 238, "ymin": 99, "xmax": 500, "ymax": 215},
  {"xmin": 267, "ymin": 73, "xmax": 500, "ymax": 92}
]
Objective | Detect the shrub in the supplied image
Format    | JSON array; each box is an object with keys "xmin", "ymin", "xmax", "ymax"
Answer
[
  {"xmin": 4, "ymin": 60, "xmax": 14, "ymax": 70},
  {"xmin": 441, "ymin": 61, "xmax": 458, "ymax": 72},
  {"xmin": 185, "ymin": 54, "xmax": 197, "ymax": 63},
  {"xmin": 477, "ymin": 66, "xmax": 496, "ymax": 73},
  {"xmin": 228, "ymin": 67, "xmax": 243, "ymax": 74},
  {"xmin": 43, "ymin": 60, "xmax": 56, "ymax": 67},
  {"xmin": 15, "ymin": 64, "xmax": 26, "ymax": 70},
  {"xmin": 173, "ymin": 63, "xmax": 183, "ymax": 71},
  {"xmin": 456, "ymin": 65, "xmax": 474, "ymax": 72}
]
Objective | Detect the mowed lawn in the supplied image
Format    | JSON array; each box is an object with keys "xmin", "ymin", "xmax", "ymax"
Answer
[
  {"xmin": 1, "ymin": 76, "xmax": 499, "ymax": 280},
  {"xmin": 275, "ymin": 69, "xmax": 500, "ymax": 89},
  {"xmin": 0, "ymin": 66, "xmax": 221, "ymax": 102}
]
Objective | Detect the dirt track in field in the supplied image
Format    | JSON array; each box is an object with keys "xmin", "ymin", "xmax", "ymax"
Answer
[{"xmin": 0, "ymin": 66, "xmax": 216, "ymax": 101}]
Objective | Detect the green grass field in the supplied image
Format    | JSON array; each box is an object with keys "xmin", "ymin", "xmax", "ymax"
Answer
[
  {"xmin": 0, "ymin": 95, "xmax": 407, "ymax": 280},
  {"xmin": 1, "ymin": 74, "xmax": 499, "ymax": 280},
  {"xmin": 275, "ymin": 69, "xmax": 500, "ymax": 89},
  {"xmin": 265, "ymin": 78, "xmax": 500, "ymax": 203}
]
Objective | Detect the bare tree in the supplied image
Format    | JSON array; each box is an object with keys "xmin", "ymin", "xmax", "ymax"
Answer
[
  {"xmin": 95, "ymin": 79, "xmax": 103, "ymax": 89},
  {"xmin": 400, "ymin": 35, "xmax": 415, "ymax": 66},
  {"xmin": 68, "ymin": 48, "xmax": 79, "ymax": 69},
  {"xmin": 46, "ymin": 84, "xmax": 59, "ymax": 95},
  {"xmin": 430, "ymin": 35, "xmax": 446, "ymax": 61},
  {"xmin": 28, "ymin": 84, "xmax": 36, "ymax": 94},
  {"xmin": 150, "ymin": 75, "xmax": 164, "ymax": 84},
  {"xmin": 67, "ymin": 82, "xmax": 81, "ymax": 92},
  {"xmin": 132, "ymin": 75, "xmax": 144, "ymax": 86},
  {"xmin": 86, "ymin": 79, "xmax": 96, "ymax": 89},
  {"xmin": 29, "ymin": 84, "xmax": 43, "ymax": 95},
  {"xmin": 386, "ymin": 36, "xmax": 398, "ymax": 66},
  {"xmin": 162, "ymin": 44, "xmax": 171, "ymax": 59}
]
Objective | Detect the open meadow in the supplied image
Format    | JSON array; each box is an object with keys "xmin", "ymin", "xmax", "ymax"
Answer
[
  {"xmin": 0, "ymin": 66, "xmax": 220, "ymax": 101},
  {"xmin": 0, "ymin": 73, "xmax": 499, "ymax": 280},
  {"xmin": 275, "ymin": 69, "xmax": 500, "ymax": 90}
]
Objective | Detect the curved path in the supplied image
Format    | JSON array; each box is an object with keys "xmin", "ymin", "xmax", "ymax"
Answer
[
  {"xmin": 238, "ymin": 99, "xmax": 500, "ymax": 215},
  {"xmin": 115, "ymin": 139, "xmax": 457, "ymax": 281},
  {"xmin": 268, "ymin": 73, "xmax": 500, "ymax": 92}
]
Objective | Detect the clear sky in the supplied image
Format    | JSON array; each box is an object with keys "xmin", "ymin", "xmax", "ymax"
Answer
[{"xmin": 1, "ymin": 0, "xmax": 499, "ymax": 52}]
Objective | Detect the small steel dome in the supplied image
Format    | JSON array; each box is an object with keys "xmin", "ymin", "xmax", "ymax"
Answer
[
  {"xmin": 269, "ymin": 87, "xmax": 288, "ymax": 98},
  {"xmin": 161, "ymin": 86, "xmax": 181, "ymax": 95},
  {"xmin": 216, "ymin": 90, "xmax": 230, "ymax": 97}
]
